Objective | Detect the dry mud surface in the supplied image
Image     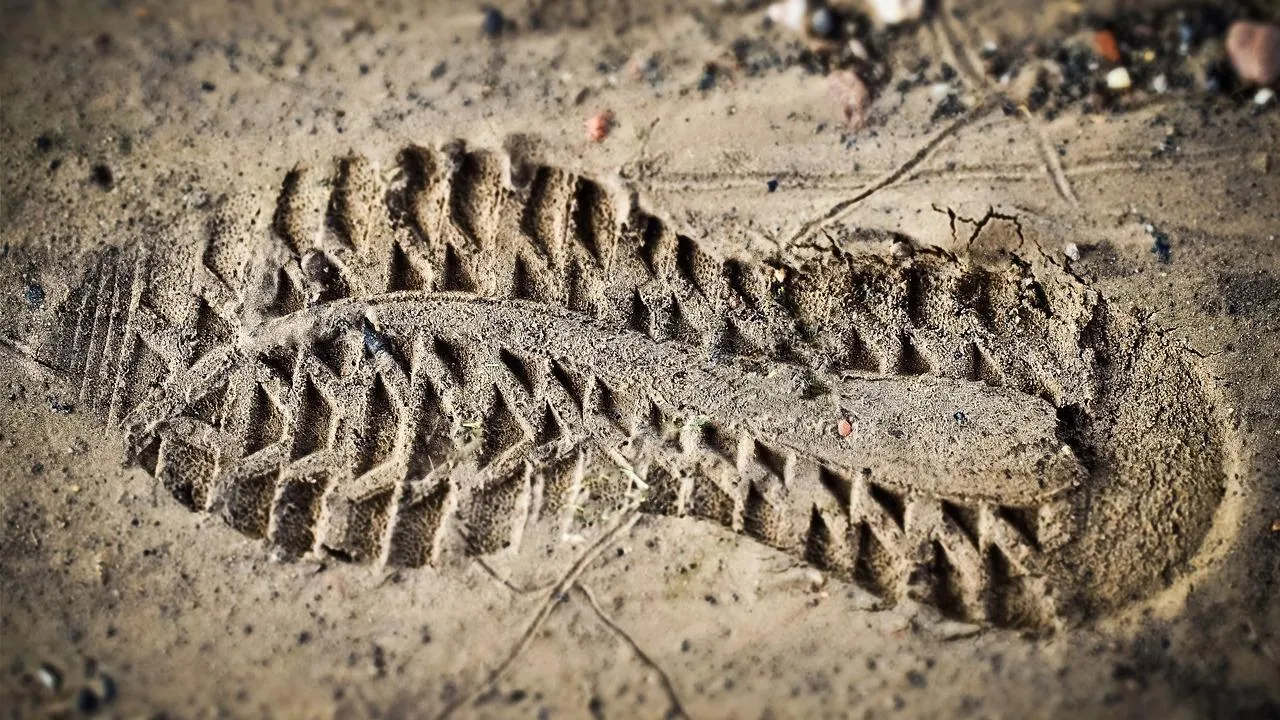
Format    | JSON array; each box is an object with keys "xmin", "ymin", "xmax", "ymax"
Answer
[{"xmin": 1, "ymin": 1, "xmax": 1279, "ymax": 718}]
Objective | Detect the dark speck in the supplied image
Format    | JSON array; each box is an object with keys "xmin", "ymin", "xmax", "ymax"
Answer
[
  {"xmin": 588, "ymin": 696, "xmax": 605, "ymax": 720},
  {"xmin": 26, "ymin": 283, "xmax": 45, "ymax": 308},
  {"xmin": 200, "ymin": 81, "xmax": 216, "ymax": 92},
  {"xmin": 358, "ymin": 63, "xmax": 370, "ymax": 75},
  {"xmin": 35, "ymin": 135, "xmax": 52, "ymax": 151},
  {"xmin": 697, "ymin": 63, "xmax": 719, "ymax": 92},
  {"xmin": 931, "ymin": 93, "xmax": 965, "ymax": 121},
  {"xmin": 74, "ymin": 687, "xmax": 101, "ymax": 714},
  {"xmin": 362, "ymin": 320, "xmax": 389, "ymax": 356},
  {"xmin": 766, "ymin": 178, "xmax": 779, "ymax": 193},
  {"xmin": 297, "ymin": 631, "xmax": 312, "ymax": 645},
  {"xmin": 704, "ymin": 594, "xmax": 718, "ymax": 605},
  {"xmin": 939, "ymin": 63, "xmax": 957, "ymax": 82},
  {"xmin": 953, "ymin": 411, "xmax": 968, "ymax": 426},
  {"xmin": 89, "ymin": 164, "xmax": 113, "ymax": 189},
  {"xmin": 907, "ymin": 670, "xmax": 927, "ymax": 688},
  {"xmin": 1151, "ymin": 232, "xmax": 1172, "ymax": 263},
  {"xmin": 430, "ymin": 61, "xmax": 448, "ymax": 79},
  {"xmin": 480, "ymin": 7, "xmax": 505, "ymax": 38}
]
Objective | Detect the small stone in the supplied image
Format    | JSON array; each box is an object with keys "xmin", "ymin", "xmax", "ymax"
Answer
[
  {"xmin": 828, "ymin": 70, "xmax": 871, "ymax": 130},
  {"xmin": 766, "ymin": 178, "xmax": 779, "ymax": 193},
  {"xmin": 26, "ymin": 283, "xmax": 45, "ymax": 308},
  {"xmin": 809, "ymin": 6, "xmax": 836, "ymax": 39},
  {"xmin": 837, "ymin": 418, "xmax": 853, "ymax": 437},
  {"xmin": 585, "ymin": 110, "xmax": 614, "ymax": 142},
  {"xmin": 765, "ymin": 0, "xmax": 807, "ymax": 33},
  {"xmin": 1227, "ymin": 21, "xmax": 1280, "ymax": 86},
  {"xmin": 1271, "ymin": 519, "xmax": 1280, "ymax": 532},
  {"xmin": 74, "ymin": 687, "xmax": 101, "ymax": 714},
  {"xmin": 1063, "ymin": 242, "xmax": 1080, "ymax": 261},
  {"xmin": 35, "ymin": 663, "xmax": 62, "ymax": 690},
  {"xmin": 1094, "ymin": 30, "xmax": 1121, "ymax": 63},
  {"xmin": 1151, "ymin": 74, "xmax": 1169, "ymax": 93},
  {"xmin": 89, "ymin": 164, "xmax": 114, "ymax": 190},
  {"xmin": 480, "ymin": 7, "xmax": 505, "ymax": 38},
  {"xmin": 1105, "ymin": 67, "xmax": 1132, "ymax": 90},
  {"xmin": 867, "ymin": 0, "xmax": 924, "ymax": 25},
  {"xmin": 1255, "ymin": 88, "xmax": 1276, "ymax": 106}
]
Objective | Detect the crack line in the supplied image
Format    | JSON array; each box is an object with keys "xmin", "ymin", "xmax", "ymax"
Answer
[
  {"xmin": 574, "ymin": 581, "xmax": 691, "ymax": 719},
  {"xmin": 787, "ymin": 99, "xmax": 997, "ymax": 249},
  {"xmin": 435, "ymin": 507, "xmax": 642, "ymax": 720}
]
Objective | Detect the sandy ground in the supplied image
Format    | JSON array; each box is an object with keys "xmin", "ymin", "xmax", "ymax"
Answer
[{"xmin": 2, "ymin": 0, "xmax": 1279, "ymax": 718}]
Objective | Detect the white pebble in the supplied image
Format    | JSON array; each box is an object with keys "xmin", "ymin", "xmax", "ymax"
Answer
[
  {"xmin": 1255, "ymin": 88, "xmax": 1276, "ymax": 106},
  {"xmin": 1105, "ymin": 67, "xmax": 1132, "ymax": 90},
  {"xmin": 766, "ymin": 0, "xmax": 808, "ymax": 32},
  {"xmin": 35, "ymin": 665, "xmax": 61, "ymax": 690},
  {"xmin": 867, "ymin": 0, "xmax": 924, "ymax": 25},
  {"xmin": 1151, "ymin": 74, "xmax": 1169, "ymax": 93},
  {"xmin": 1063, "ymin": 243, "xmax": 1080, "ymax": 261}
]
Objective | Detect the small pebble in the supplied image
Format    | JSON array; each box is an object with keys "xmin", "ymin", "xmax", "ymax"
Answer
[
  {"xmin": 809, "ymin": 6, "xmax": 836, "ymax": 39},
  {"xmin": 1105, "ymin": 67, "xmax": 1132, "ymax": 90},
  {"xmin": 837, "ymin": 418, "xmax": 854, "ymax": 437},
  {"xmin": 89, "ymin": 164, "xmax": 114, "ymax": 189},
  {"xmin": 26, "ymin": 283, "xmax": 45, "ymax": 308},
  {"xmin": 766, "ymin": 178, "xmax": 779, "ymax": 193},
  {"xmin": 35, "ymin": 663, "xmax": 62, "ymax": 690},
  {"xmin": 828, "ymin": 69, "xmax": 870, "ymax": 130},
  {"xmin": 1063, "ymin": 242, "xmax": 1080, "ymax": 261},
  {"xmin": 867, "ymin": 0, "xmax": 923, "ymax": 25},
  {"xmin": 74, "ymin": 687, "xmax": 101, "ymax": 714},
  {"xmin": 480, "ymin": 7, "xmax": 505, "ymax": 38},
  {"xmin": 1255, "ymin": 88, "xmax": 1276, "ymax": 106},
  {"xmin": 765, "ymin": 0, "xmax": 807, "ymax": 33},
  {"xmin": 585, "ymin": 110, "xmax": 614, "ymax": 142},
  {"xmin": 1227, "ymin": 21, "xmax": 1280, "ymax": 86},
  {"xmin": 1094, "ymin": 30, "xmax": 1121, "ymax": 63},
  {"xmin": 1151, "ymin": 74, "xmax": 1169, "ymax": 93}
]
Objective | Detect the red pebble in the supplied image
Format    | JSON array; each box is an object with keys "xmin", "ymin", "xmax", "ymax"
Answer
[
  {"xmin": 1227, "ymin": 21, "xmax": 1280, "ymax": 86},
  {"xmin": 586, "ymin": 110, "xmax": 614, "ymax": 142},
  {"xmin": 1094, "ymin": 30, "xmax": 1121, "ymax": 63}
]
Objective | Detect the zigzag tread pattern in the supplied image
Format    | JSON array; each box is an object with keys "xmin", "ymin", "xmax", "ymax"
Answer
[{"xmin": 39, "ymin": 142, "xmax": 1226, "ymax": 632}]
